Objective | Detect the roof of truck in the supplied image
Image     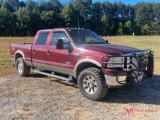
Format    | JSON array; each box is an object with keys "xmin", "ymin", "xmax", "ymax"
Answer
[{"xmin": 38, "ymin": 28, "xmax": 89, "ymax": 32}]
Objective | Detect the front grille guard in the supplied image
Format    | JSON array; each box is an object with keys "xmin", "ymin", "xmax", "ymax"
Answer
[{"xmin": 101, "ymin": 50, "xmax": 154, "ymax": 85}]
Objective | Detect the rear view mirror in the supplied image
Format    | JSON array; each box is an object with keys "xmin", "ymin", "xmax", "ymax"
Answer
[{"xmin": 106, "ymin": 40, "xmax": 109, "ymax": 44}]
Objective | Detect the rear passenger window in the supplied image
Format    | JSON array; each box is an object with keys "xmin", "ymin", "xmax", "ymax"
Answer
[
  {"xmin": 36, "ymin": 32, "xmax": 49, "ymax": 45},
  {"xmin": 50, "ymin": 32, "xmax": 69, "ymax": 46}
]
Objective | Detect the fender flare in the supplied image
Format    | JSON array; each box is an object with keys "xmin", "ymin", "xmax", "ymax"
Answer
[
  {"xmin": 74, "ymin": 59, "xmax": 102, "ymax": 77},
  {"xmin": 14, "ymin": 50, "xmax": 25, "ymax": 62}
]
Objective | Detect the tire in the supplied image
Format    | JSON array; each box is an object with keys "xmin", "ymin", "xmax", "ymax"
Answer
[
  {"xmin": 78, "ymin": 67, "xmax": 108, "ymax": 101},
  {"xmin": 15, "ymin": 57, "xmax": 30, "ymax": 77}
]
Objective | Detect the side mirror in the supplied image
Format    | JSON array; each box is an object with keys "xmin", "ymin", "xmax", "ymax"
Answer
[
  {"xmin": 67, "ymin": 42, "xmax": 73, "ymax": 52},
  {"xmin": 56, "ymin": 39, "xmax": 73, "ymax": 52},
  {"xmin": 106, "ymin": 40, "xmax": 109, "ymax": 44},
  {"xmin": 56, "ymin": 39, "xmax": 64, "ymax": 49}
]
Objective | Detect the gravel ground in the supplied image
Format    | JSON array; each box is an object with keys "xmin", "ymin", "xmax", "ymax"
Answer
[{"xmin": 0, "ymin": 73, "xmax": 160, "ymax": 120}]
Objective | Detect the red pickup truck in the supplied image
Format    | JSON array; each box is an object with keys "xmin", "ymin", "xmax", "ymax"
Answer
[{"xmin": 10, "ymin": 28, "xmax": 154, "ymax": 100}]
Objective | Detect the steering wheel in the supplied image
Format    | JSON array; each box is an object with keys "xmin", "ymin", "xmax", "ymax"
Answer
[{"xmin": 88, "ymin": 40, "xmax": 95, "ymax": 44}]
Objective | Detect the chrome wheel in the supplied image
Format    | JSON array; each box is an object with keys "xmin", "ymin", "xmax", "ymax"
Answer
[
  {"xmin": 82, "ymin": 75, "xmax": 97, "ymax": 94},
  {"xmin": 17, "ymin": 61, "xmax": 23, "ymax": 74},
  {"xmin": 16, "ymin": 57, "xmax": 30, "ymax": 77}
]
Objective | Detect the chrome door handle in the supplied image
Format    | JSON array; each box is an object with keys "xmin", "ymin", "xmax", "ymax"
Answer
[
  {"xmin": 47, "ymin": 50, "xmax": 50, "ymax": 56},
  {"xmin": 33, "ymin": 49, "xmax": 35, "ymax": 54}
]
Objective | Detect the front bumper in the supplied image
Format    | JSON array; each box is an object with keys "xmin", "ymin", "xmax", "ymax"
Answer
[
  {"xmin": 104, "ymin": 72, "xmax": 152, "ymax": 88},
  {"xmin": 105, "ymin": 75, "xmax": 126, "ymax": 88}
]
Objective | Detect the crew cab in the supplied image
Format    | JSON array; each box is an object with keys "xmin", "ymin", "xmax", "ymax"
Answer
[{"xmin": 10, "ymin": 28, "xmax": 154, "ymax": 100}]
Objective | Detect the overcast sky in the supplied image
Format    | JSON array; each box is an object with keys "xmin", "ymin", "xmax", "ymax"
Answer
[{"xmin": 20, "ymin": 0, "xmax": 160, "ymax": 5}]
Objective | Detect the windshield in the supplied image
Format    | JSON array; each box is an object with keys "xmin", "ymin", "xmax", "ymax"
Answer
[{"xmin": 68, "ymin": 30, "xmax": 107, "ymax": 45}]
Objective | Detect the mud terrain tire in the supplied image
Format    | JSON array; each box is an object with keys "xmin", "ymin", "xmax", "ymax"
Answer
[{"xmin": 78, "ymin": 67, "xmax": 108, "ymax": 101}]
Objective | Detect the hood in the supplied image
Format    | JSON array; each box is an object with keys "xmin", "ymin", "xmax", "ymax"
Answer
[{"xmin": 80, "ymin": 44, "xmax": 142, "ymax": 56}]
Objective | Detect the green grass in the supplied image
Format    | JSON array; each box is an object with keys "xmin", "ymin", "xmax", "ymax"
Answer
[
  {"xmin": 0, "ymin": 36, "xmax": 159, "ymax": 76},
  {"xmin": 0, "ymin": 37, "xmax": 33, "ymax": 76}
]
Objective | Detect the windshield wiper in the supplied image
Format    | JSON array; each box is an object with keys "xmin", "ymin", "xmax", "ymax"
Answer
[{"xmin": 86, "ymin": 42, "xmax": 105, "ymax": 44}]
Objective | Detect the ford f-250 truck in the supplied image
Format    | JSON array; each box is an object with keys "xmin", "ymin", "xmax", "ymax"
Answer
[{"xmin": 10, "ymin": 28, "xmax": 154, "ymax": 100}]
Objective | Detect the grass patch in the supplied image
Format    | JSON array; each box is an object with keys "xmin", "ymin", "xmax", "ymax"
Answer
[{"xmin": 0, "ymin": 37, "xmax": 33, "ymax": 76}]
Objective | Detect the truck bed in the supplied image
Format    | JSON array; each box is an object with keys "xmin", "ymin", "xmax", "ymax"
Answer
[{"xmin": 10, "ymin": 43, "xmax": 32, "ymax": 64}]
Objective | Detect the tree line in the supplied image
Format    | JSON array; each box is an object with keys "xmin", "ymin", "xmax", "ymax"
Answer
[{"xmin": 0, "ymin": 0, "xmax": 160, "ymax": 36}]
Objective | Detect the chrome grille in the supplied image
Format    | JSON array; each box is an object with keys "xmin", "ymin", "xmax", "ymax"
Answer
[
  {"xmin": 137, "ymin": 54, "xmax": 149, "ymax": 72},
  {"xmin": 123, "ymin": 57, "xmax": 132, "ymax": 71}
]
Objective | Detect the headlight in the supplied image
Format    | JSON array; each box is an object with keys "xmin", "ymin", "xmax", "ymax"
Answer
[{"xmin": 107, "ymin": 57, "xmax": 124, "ymax": 68}]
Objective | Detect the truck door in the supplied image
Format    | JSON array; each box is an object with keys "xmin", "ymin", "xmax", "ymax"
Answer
[
  {"xmin": 46, "ymin": 31, "xmax": 74, "ymax": 75},
  {"xmin": 32, "ymin": 31, "xmax": 50, "ymax": 68}
]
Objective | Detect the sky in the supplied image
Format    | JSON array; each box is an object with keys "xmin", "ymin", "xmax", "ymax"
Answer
[{"xmin": 20, "ymin": 0, "xmax": 160, "ymax": 5}]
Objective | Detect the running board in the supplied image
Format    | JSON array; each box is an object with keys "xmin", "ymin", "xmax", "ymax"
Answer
[{"xmin": 33, "ymin": 70, "xmax": 72, "ymax": 81}]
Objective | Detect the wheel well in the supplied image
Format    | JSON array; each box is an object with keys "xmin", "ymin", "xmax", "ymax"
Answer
[
  {"xmin": 15, "ymin": 53, "xmax": 23, "ymax": 62},
  {"xmin": 76, "ymin": 62, "xmax": 100, "ymax": 78}
]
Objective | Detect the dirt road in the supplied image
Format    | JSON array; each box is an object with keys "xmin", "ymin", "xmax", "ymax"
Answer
[{"xmin": 0, "ymin": 73, "xmax": 160, "ymax": 120}]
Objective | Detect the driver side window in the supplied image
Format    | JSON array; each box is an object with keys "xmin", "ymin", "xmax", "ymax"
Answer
[{"xmin": 50, "ymin": 31, "xmax": 69, "ymax": 46}]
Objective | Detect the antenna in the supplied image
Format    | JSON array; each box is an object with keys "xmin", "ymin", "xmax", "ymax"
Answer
[
  {"xmin": 76, "ymin": 16, "xmax": 79, "ymax": 29},
  {"xmin": 76, "ymin": 16, "xmax": 80, "ymax": 44},
  {"xmin": 14, "ymin": 27, "xmax": 15, "ymax": 37}
]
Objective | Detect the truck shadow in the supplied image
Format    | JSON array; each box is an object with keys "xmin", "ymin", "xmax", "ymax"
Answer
[
  {"xmin": 101, "ymin": 74, "xmax": 160, "ymax": 104},
  {"xmin": 28, "ymin": 74, "xmax": 47, "ymax": 78},
  {"xmin": 51, "ymin": 79, "xmax": 79, "ymax": 89}
]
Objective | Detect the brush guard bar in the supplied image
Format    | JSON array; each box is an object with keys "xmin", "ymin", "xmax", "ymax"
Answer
[{"xmin": 102, "ymin": 50, "xmax": 154, "ymax": 85}]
